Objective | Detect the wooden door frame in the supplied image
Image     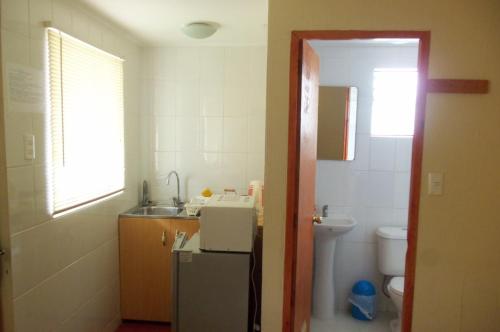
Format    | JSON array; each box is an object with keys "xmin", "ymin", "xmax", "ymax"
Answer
[{"xmin": 283, "ymin": 30, "xmax": 431, "ymax": 332}]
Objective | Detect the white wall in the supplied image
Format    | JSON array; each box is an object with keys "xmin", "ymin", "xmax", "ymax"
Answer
[
  {"xmin": 1, "ymin": 0, "xmax": 141, "ymax": 330},
  {"xmin": 140, "ymin": 46, "xmax": 266, "ymax": 202},
  {"xmin": 312, "ymin": 43, "xmax": 418, "ymax": 311}
]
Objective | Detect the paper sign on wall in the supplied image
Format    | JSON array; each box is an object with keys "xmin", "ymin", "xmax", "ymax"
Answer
[{"xmin": 6, "ymin": 63, "xmax": 45, "ymax": 113}]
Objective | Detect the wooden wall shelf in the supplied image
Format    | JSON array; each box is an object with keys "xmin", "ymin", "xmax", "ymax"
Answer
[{"xmin": 427, "ymin": 79, "xmax": 489, "ymax": 94}]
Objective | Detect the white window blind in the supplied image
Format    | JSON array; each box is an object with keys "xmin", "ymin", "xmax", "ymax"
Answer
[
  {"xmin": 371, "ymin": 68, "xmax": 418, "ymax": 137},
  {"xmin": 47, "ymin": 28, "xmax": 125, "ymax": 215}
]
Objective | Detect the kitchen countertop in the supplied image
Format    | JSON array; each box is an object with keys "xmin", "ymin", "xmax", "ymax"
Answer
[{"xmin": 119, "ymin": 205, "xmax": 264, "ymax": 227}]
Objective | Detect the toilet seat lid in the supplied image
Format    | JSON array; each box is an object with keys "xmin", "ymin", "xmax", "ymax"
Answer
[{"xmin": 389, "ymin": 277, "xmax": 405, "ymax": 296}]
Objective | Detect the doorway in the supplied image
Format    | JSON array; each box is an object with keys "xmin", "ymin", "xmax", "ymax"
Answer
[{"xmin": 283, "ymin": 31, "xmax": 430, "ymax": 332}]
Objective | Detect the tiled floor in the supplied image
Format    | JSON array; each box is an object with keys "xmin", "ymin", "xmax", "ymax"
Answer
[
  {"xmin": 311, "ymin": 310, "xmax": 397, "ymax": 332},
  {"xmin": 115, "ymin": 312, "xmax": 394, "ymax": 332},
  {"xmin": 115, "ymin": 321, "xmax": 171, "ymax": 332}
]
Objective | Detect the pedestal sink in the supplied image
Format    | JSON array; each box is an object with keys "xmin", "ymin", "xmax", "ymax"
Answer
[{"xmin": 312, "ymin": 215, "xmax": 357, "ymax": 320}]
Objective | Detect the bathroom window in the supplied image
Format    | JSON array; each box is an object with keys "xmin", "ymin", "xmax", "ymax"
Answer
[
  {"xmin": 370, "ymin": 68, "xmax": 418, "ymax": 137},
  {"xmin": 47, "ymin": 28, "xmax": 125, "ymax": 215}
]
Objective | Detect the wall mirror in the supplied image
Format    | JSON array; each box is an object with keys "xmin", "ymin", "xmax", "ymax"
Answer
[{"xmin": 317, "ymin": 86, "xmax": 358, "ymax": 161}]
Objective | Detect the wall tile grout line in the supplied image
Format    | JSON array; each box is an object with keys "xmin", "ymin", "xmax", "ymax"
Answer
[
  {"xmin": 54, "ymin": 277, "xmax": 120, "ymax": 331},
  {"xmin": 12, "ymin": 235, "xmax": 118, "ymax": 302}
]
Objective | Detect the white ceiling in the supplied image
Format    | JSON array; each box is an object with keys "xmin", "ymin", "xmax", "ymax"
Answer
[{"xmin": 79, "ymin": 0, "xmax": 268, "ymax": 47}]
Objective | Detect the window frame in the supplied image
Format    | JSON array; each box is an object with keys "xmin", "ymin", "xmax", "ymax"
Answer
[{"xmin": 46, "ymin": 27, "xmax": 125, "ymax": 216}]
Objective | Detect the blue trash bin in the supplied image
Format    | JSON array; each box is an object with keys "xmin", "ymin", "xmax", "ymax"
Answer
[{"xmin": 349, "ymin": 280, "xmax": 376, "ymax": 321}]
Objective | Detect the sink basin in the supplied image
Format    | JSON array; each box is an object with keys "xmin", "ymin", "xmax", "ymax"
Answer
[
  {"xmin": 315, "ymin": 216, "xmax": 357, "ymax": 238},
  {"xmin": 120, "ymin": 205, "xmax": 193, "ymax": 219},
  {"xmin": 131, "ymin": 206, "xmax": 182, "ymax": 216},
  {"xmin": 313, "ymin": 215, "xmax": 357, "ymax": 320}
]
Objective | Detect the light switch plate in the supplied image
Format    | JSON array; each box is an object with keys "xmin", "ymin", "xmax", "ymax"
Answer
[
  {"xmin": 428, "ymin": 173, "xmax": 443, "ymax": 195},
  {"xmin": 23, "ymin": 134, "xmax": 35, "ymax": 160}
]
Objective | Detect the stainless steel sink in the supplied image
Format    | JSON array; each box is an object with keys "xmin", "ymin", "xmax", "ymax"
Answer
[{"xmin": 120, "ymin": 205, "xmax": 197, "ymax": 219}]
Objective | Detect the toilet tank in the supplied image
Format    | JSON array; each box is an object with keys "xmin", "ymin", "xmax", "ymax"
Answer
[{"xmin": 376, "ymin": 227, "xmax": 408, "ymax": 276}]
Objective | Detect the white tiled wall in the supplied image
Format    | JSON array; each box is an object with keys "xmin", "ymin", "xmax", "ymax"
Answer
[
  {"xmin": 140, "ymin": 46, "xmax": 266, "ymax": 202},
  {"xmin": 1, "ymin": 0, "xmax": 141, "ymax": 330},
  {"xmin": 312, "ymin": 44, "xmax": 419, "ymax": 312}
]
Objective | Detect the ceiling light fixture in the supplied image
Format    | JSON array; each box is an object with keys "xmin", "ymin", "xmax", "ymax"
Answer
[{"xmin": 182, "ymin": 22, "xmax": 219, "ymax": 39}]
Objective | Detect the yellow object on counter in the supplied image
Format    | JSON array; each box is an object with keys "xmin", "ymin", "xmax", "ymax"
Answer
[{"xmin": 201, "ymin": 188, "xmax": 213, "ymax": 197}]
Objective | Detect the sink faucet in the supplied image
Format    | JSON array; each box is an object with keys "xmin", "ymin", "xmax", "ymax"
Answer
[
  {"xmin": 166, "ymin": 171, "xmax": 183, "ymax": 208},
  {"xmin": 141, "ymin": 180, "xmax": 152, "ymax": 207},
  {"xmin": 322, "ymin": 205, "xmax": 329, "ymax": 218}
]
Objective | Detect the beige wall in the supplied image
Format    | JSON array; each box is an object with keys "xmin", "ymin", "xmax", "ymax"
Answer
[
  {"xmin": 1, "ymin": 0, "xmax": 142, "ymax": 330},
  {"xmin": 262, "ymin": 0, "xmax": 500, "ymax": 331},
  {"xmin": 0, "ymin": 8, "xmax": 14, "ymax": 330}
]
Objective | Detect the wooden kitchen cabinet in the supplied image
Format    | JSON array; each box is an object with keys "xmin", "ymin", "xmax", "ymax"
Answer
[{"xmin": 119, "ymin": 217, "xmax": 200, "ymax": 322}]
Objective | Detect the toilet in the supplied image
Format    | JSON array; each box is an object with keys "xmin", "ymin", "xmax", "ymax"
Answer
[{"xmin": 376, "ymin": 227, "xmax": 408, "ymax": 332}]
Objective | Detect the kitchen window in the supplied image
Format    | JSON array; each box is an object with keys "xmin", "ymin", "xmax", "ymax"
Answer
[
  {"xmin": 370, "ymin": 68, "xmax": 418, "ymax": 137},
  {"xmin": 47, "ymin": 28, "xmax": 125, "ymax": 215}
]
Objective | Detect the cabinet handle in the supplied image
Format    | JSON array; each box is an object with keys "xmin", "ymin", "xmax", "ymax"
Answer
[{"xmin": 162, "ymin": 231, "xmax": 166, "ymax": 247}]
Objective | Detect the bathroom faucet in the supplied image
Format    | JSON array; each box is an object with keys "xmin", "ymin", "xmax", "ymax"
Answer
[
  {"xmin": 141, "ymin": 180, "xmax": 151, "ymax": 207},
  {"xmin": 322, "ymin": 205, "xmax": 329, "ymax": 218},
  {"xmin": 166, "ymin": 171, "xmax": 183, "ymax": 208}
]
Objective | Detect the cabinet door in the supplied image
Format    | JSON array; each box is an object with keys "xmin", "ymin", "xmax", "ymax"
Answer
[{"xmin": 119, "ymin": 218, "xmax": 172, "ymax": 322}]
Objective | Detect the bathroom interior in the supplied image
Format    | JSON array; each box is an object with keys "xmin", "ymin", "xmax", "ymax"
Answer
[
  {"xmin": 309, "ymin": 39, "xmax": 419, "ymax": 332},
  {"xmin": 1, "ymin": 0, "xmax": 496, "ymax": 332}
]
